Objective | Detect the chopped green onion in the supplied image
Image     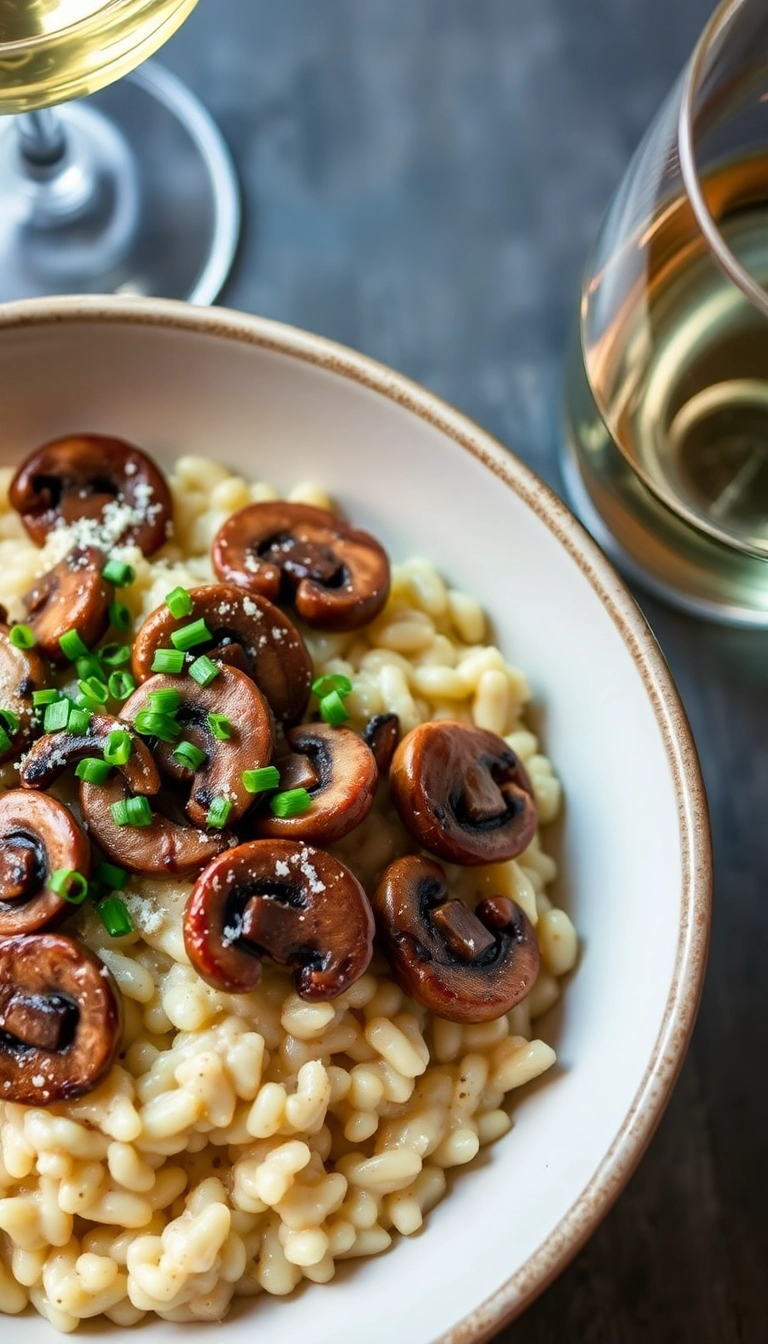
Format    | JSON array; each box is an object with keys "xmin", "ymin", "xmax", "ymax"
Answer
[
  {"xmin": 108, "ymin": 671, "xmax": 135, "ymax": 700},
  {"xmin": 95, "ymin": 861, "xmax": 128, "ymax": 891},
  {"xmin": 103, "ymin": 729, "xmax": 132, "ymax": 766},
  {"xmin": 77, "ymin": 677, "xmax": 109, "ymax": 708},
  {"xmin": 50, "ymin": 868, "xmax": 89, "ymax": 906},
  {"xmin": 0, "ymin": 710, "xmax": 20, "ymax": 736},
  {"xmin": 165, "ymin": 586, "xmax": 194, "ymax": 619},
  {"xmin": 147, "ymin": 688, "xmax": 182, "ymax": 715},
  {"xmin": 207, "ymin": 797, "xmax": 232, "ymax": 829},
  {"xmin": 206, "ymin": 713, "xmax": 232, "ymax": 741},
  {"xmin": 172, "ymin": 740, "xmax": 207, "ymax": 772},
  {"xmin": 243, "ymin": 765, "xmax": 281, "ymax": 794},
  {"xmin": 270, "ymin": 788, "xmax": 313, "ymax": 818},
  {"xmin": 76, "ymin": 654, "xmax": 104, "ymax": 681},
  {"xmin": 152, "ymin": 647, "xmax": 186, "ymax": 675},
  {"xmin": 189, "ymin": 655, "xmax": 219, "ymax": 687},
  {"xmin": 44, "ymin": 698, "xmax": 71, "ymax": 733},
  {"xmin": 59, "ymin": 629, "xmax": 88, "ymax": 660},
  {"xmin": 170, "ymin": 618, "xmax": 212, "ymax": 652},
  {"xmin": 97, "ymin": 896, "xmax": 134, "ymax": 937},
  {"xmin": 32, "ymin": 689, "xmax": 58, "ymax": 706},
  {"xmin": 109, "ymin": 601, "xmax": 132, "ymax": 632},
  {"xmin": 9, "ymin": 624, "xmax": 36, "ymax": 650},
  {"xmin": 102, "ymin": 559, "xmax": 135, "ymax": 587},
  {"xmin": 0, "ymin": 728, "xmax": 11, "ymax": 754},
  {"xmin": 134, "ymin": 710, "xmax": 181, "ymax": 742},
  {"xmin": 68, "ymin": 707, "xmax": 91, "ymax": 736},
  {"xmin": 110, "ymin": 795, "xmax": 153, "ymax": 827},
  {"xmin": 75, "ymin": 757, "xmax": 112, "ymax": 785},
  {"xmin": 312, "ymin": 673, "xmax": 354, "ymax": 698},
  {"xmin": 100, "ymin": 642, "xmax": 131, "ymax": 668},
  {"xmin": 319, "ymin": 690, "xmax": 350, "ymax": 726}
]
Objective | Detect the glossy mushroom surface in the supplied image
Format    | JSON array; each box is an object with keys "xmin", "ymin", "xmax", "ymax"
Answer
[
  {"xmin": 372, "ymin": 855, "xmax": 540, "ymax": 1022},
  {"xmin": 252, "ymin": 722, "xmax": 378, "ymax": 843},
  {"xmin": 9, "ymin": 435, "xmax": 172, "ymax": 555},
  {"xmin": 389, "ymin": 721, "xmax": 538, "ymax": 865},
  {"xmin": 0, "ymin": 932, "xmax": 122, "ymax": 1103},
  {"xmin": 184, "ymin": 839, "xmax": 375, "ymax": 999},
  {"xmin": 21, "ymin": 713, "xmax": 159, "ymax": 794},
  {"xmin": 121, "ymin": 667, "xmax": 274, "ymax": 828},
  {"xmin": 212, "ymin": 501, "xmax": 390, "ymax": 632},
  {"xmin": 131, "ymin": 584, "xmax": 312, "ymax": 724},
  {"xmin": 24, "ymin": 547, "xmax": 113, "ymax": 661},
  {"xmin": 80, "ymin": 773, "xmax": 233, "ymax": 876},
  {"xmin": 364, "ymin": 712, "xmax": 401, "ymax": 776},
  {"xmin": 0, "ymin": 625, "xmax": 50, "ymax": 764},
  {"xmin": 0, "ymin": 792, "xmax": 90, "ymax": 936}
]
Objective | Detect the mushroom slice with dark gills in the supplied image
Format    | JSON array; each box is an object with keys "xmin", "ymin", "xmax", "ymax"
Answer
[
  {"xmin": 363, "ymin": 712, "xmax": 401, "ymax": 776},
  {"xmin": 131, "ymin": 584, "xmax": 312, "ymax": 724},
  {"xmin": 23, "ymin": 546, "xmax": 114, "ymax": 662},
  {"xmin": 184, "ymin": 840, "xmax": 375, "ymax": 1000},
  {"xmin": 21, "ymin": 714, "xmax": 230, "ymax": 876},
  {"xmin": 212, "ymin": 501, "xmax": 390, "ymax": 632},
  {"xmin": 9, "ymin": 434, "xmax": 172, "ymax": 556},
  {"xmin": 0, "ymin": 933, "xmax": 122, "ymax": 1104},
  {"xmin": 389, "ymin": 721, "xmax": 538, "ymax": 865},
  {"xmin": 250, "ymin": 722, "xmax": 378, "ymax": 844},
  {"xmin": 0, "ymin": 624, "xmax": 51, "ymax": 764},
  {"xmin": 0, "ymin": 792, "xmax": 91, "ymax": 935},
  {"xmin": 372, "ymin": 855, "xmax": 540, "ymax": 1023}
]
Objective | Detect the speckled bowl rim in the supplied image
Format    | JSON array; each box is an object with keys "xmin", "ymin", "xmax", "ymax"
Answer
[{"xmin": 0, "ymin": 295, "xmax": 712, "ymax": 1343}]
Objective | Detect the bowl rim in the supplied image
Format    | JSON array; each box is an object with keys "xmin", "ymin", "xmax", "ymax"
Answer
[{"xmin": 0, "ymin": 294, "xmax": 712, "ymax": 1342}]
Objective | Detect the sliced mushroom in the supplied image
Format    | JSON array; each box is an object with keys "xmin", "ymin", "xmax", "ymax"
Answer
[
  {"xmin": 9, "ymin": 435, "xmax": 172, "ymax": 555},
  {"xmin": 252, "ymin": 723, "xmax": 378, "ymax": 843},
  {"xmin": 0, "ymin": 792, "xmax": 91, "ymax": 935},
  {"xmin": 0, "ymin": 933, "xmax": 122, "ymax": 1104},
  {"xmin": 121, "ymin": 668, "xmax": 274, "ymax": 829},
  {"xmin": 364, "ymin": 713, "xmax": 401, "ymax": 776},
  {"xmin": 372, "ymin": 855, "xmax": 540, "ymax": 1022},
  {"xmin": 212, "ymin": 501, "xmax": 390, "ymax": 632},
  {"xmin": 131, "ymin": 584, "xmax": 312, "ymax": 724},
  {"xmin": 0, "ymin": 625, "xmax": 51, "ymax": 764},
  {"xmin": 81, "ymin": 774, "xmax": 232, "ymax": 875},
  {"xmin": 24, "ymin": 546, "xmax": 114, "ymax": 661},
  {"xmin": 389, "ymin": 721, "xmax": 538, "ymax": 865},
  {"xmin": 21, "ymin": 713, "xmax": 159, "ymax": 794},
  {"xmin": 184, "ymin": 840, "xmax": 374, "ymax": 999}
]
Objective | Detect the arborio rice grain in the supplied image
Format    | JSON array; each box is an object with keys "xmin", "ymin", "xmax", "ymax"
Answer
[{"xmin": 0, "ymin": 457, "xmax": 577, "ymax": 1329}]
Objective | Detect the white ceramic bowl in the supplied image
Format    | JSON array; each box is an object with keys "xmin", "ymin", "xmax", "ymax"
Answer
[{"xmin": 0, "ymin": 297, "xmax": 711, "ymax": 1344}]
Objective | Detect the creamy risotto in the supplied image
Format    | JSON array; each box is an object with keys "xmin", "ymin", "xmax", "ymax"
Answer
[{"xmin": 0, "ymin": 450, "xmax": 577, "ymax": 1329}]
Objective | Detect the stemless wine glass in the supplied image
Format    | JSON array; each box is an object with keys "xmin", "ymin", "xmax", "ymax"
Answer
[
  {"xmin": 563, "ymin": 0, "xmax": 768, "ymax": 625},
  {"xmin": 0, "ymin": 0, "xmax": 239, "ymax": 303}
]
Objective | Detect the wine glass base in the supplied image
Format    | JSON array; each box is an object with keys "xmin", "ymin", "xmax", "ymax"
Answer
[{"xmin": 0, "ymin": 61, "xmax": 240, "ymax": 305}]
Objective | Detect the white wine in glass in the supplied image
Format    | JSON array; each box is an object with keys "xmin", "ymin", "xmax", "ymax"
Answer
[{"xmin": 0, "ymin": 0, "xmax": 239, "ymax": 302}]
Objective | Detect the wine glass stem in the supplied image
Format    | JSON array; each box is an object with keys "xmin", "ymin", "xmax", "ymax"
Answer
[{"xmin": 17, "ymin": 109, "xmax": 67, "ymax": 168}]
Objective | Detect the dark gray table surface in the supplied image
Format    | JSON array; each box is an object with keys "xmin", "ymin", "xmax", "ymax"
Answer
[{"xmin": 163, "ymin": 1, "xmax": 755, "ymax": 1339}]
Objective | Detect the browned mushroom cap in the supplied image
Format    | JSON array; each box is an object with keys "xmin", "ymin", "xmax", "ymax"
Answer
[
  {"xmin": 131, "ymin": 584, "xmax": 312, "ymax": 724},
  {"xmin": 212, "ymin": 501, "xmax": 390, "ymax": 632},
  {"xmin": 24, "ymin": 547, "xmax": 114, "ymax": 661},
  {"xmin": 0, "ymin": 932, "xmax": 122, "ymax": 1104},
  {"xmin": 372, "ymin": 855, "xmax": 540, "ymax": 1023},
  {"xmin": 121, "ymin": 668, "xmax": 274, "ymax": 830},
  {"xmin": 20, "ymin": 713, "xmax": 159, "ymax": 793},
  {"xmin": 0, "ymin": 625, "xmax": 51, "ymax": 764},
  {"xmin": 0, "ymin": 792, "xmax": 91, "ymax": 936},
  {"xmin": 389, "ymin": 721, "xmax": 538, "ymax": 865},
  {"xmin": 252, "ymin": 723, "xmax": 378, "ymax": 844},
  {"xmin": 9, "ymin": 435, "xmax": 172, "ymax": 555},
  {"xmin": 364, "ymin": 713, "xmax": 401, "ymax": 776},
  {"xmin": 80, "ymin": 774, "xmax": 232, "ymax": 875},
  {"xmin": 184, "ymin": 839, "xmax": 374, "ymax": 999}
]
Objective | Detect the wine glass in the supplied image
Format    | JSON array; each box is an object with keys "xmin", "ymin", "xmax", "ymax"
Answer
[
  {"xmin": 0, "ymin": 0, "xmax": 239, "ymax": 303},
  {"xmin": 562, "ymin": 0, "xmax": 768, "ymax": 626}
]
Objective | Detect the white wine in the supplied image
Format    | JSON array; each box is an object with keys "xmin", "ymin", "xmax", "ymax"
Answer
[
  {"xmin": 0, "ymin": 0, "xmax": 199, "ymax": 113},
  {"xmin": 567, "ymin": 156, "xmax": 768, "ymax": 560}
]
